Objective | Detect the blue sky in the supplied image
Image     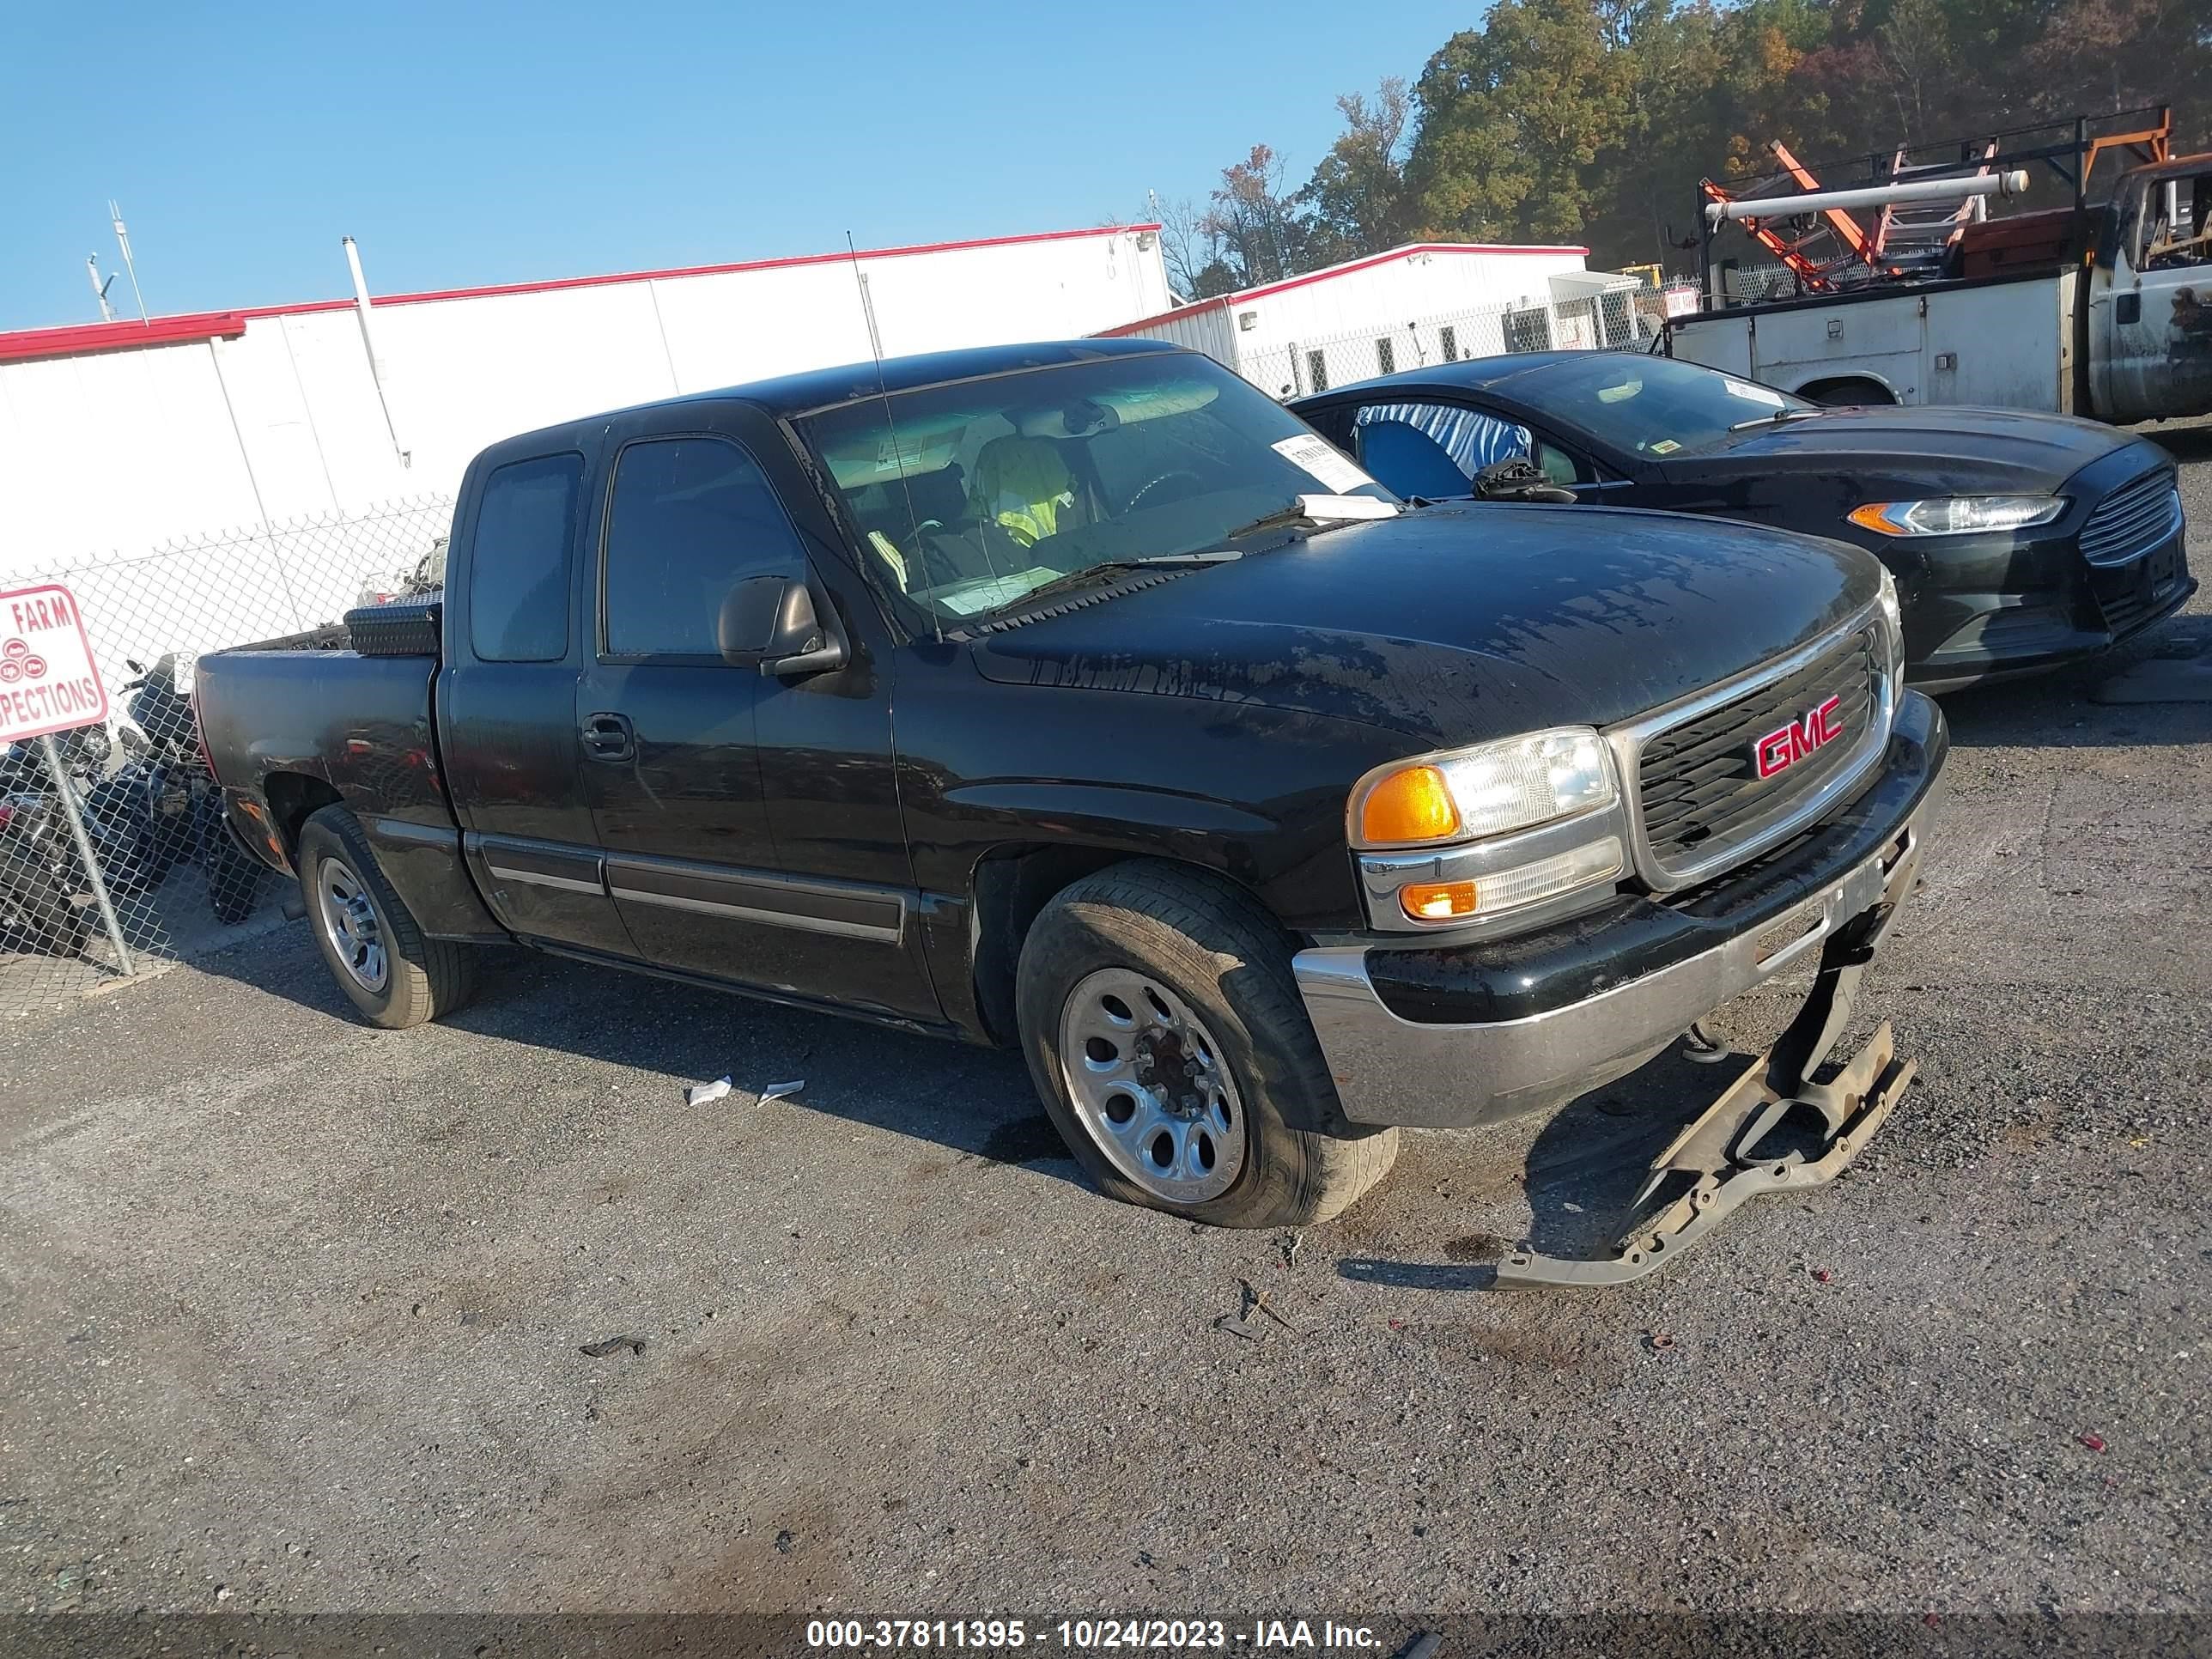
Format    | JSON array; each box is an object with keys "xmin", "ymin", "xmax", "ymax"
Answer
[{"xmin": 2, "ymin": 0, "xmax": 1476, "ymax": 331}]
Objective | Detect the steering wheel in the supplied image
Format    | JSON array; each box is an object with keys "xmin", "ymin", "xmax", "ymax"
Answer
[{"xmin": 1123, "ymin": 470, "xmax": 1205, "ymax": 514}]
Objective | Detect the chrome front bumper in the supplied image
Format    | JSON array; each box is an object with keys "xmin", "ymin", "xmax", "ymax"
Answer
[{"xmin": 1293, "ymin": 695, "xmax": 1946, "ymax": 1130}]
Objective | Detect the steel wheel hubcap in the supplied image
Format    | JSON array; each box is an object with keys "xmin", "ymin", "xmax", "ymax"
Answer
[
  {"xmin": 316, "ymin": 857, "xmax": 388, "ymax": 993},
  {"xmin": 1058, "ymin": 967, "xmax": 1245, "ymax": 1205}
]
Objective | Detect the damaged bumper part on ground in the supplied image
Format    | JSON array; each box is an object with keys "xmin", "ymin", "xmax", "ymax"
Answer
[
  {"xmin": 1494, "ymin": 1017, "xmax": 1917, "ymax": 1287},
  {"xmin": 1291, "ymin": 690, "xmax": 1945, "ymax": 1134}
]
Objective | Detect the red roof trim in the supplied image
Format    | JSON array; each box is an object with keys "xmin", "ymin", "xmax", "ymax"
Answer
[
  {"xmin": 0, "ymin": 223, "xmax": 1163, "ymax": 365},
  {"xmin": 240, "ymin": 222, "xmax": 1163, "ymax": 318},
  {"xmin": 0, "ymin": 310, "xmax": 248, "ymax": 366},
  {"xmin": 1096, "ymin": 241, "xmax": 1591, "ymax": 337}
]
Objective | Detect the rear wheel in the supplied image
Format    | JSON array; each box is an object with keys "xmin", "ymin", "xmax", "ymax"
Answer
[
  {"xmin": 1016, "ymin": 860, "xmax": 1398, "ymax": 1228},
  {"xmin": 298, "ymin": 805, "xmax": 476, "ymax": 1028},
  {"xmin": 1802, "ymin": 377, "xmax": 1895, "ymax": 408}
]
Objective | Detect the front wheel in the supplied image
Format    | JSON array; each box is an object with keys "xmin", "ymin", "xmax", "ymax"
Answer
[
  {"xmin": 1016, "ymin": 861, "xmax": 1397, "ymax": 1228},
  {"xmin": 297, "ymin": 805, "xmax": 477, "ymax": 1028}
]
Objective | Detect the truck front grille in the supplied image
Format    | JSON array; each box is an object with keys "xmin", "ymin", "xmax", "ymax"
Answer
[
  {"xmin": 1632, "ymin": 628, "xmax": 1883, "ymax": 886},
  {"xmin": 2077, "ymin": 470, "xmax": 2182, "ymax": 568}
]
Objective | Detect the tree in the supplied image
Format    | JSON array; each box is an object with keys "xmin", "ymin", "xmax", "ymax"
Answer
[
  {"xmin": 1158, "ymin": 0, "xmax": 2211, "ymax": 288},
  {"xmin": 1297, "ymin": 78, "xmax": 1418, "ymax": 264},
  {"xmin": 1209, "ymin": 144, "xmax": 1307, "ymax": 286},
  {"xmin": 1148, "ymin": 192, "xmax": 1225, "ymax": 301},
  {"xmin": 1407, "ymin": 0, "xmax": 1638, "ymax": 245}
]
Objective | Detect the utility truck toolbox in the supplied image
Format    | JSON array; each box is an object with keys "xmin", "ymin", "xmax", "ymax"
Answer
[
  {"xmin": 197, "ymin": 339, "xmax": 1946, "ymax": 1261},
  {"xmin": 1668, "ymin": 105, "xmax": 2212, "ymax": 428}
]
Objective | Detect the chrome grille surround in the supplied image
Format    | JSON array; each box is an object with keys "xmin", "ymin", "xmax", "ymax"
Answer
[
  {"xmin": 1604, "ymin": 603, "xmax": 1897, "ymax": 893},
  {"xmin": 2078, "ymin": 469, "xmax": 2183, "ymax": 568}
]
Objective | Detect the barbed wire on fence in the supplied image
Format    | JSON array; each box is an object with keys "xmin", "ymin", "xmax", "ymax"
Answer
[{"xmin": 2, "ymin": 495, "xmax": 455, "ymax": 1021}]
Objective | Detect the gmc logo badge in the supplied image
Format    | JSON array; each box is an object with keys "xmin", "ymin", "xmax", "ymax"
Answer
[{"xmin": 1755, "ymin": 696, "xmax": 1844, "ymax": 779}]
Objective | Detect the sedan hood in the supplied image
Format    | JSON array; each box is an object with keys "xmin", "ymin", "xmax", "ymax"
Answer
[
  {"xmin": 1693, "ymin": 404, "xmax": 2138, "ymax": 492},
  {"xmin": 969, "ymin": 502, "xmax": 1880, "ymax": 744}
]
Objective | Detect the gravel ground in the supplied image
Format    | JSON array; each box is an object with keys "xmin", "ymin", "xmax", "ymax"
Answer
[{"xmin": 2, "ymin": 425, "xmax": 2208, "ymax": 1620}]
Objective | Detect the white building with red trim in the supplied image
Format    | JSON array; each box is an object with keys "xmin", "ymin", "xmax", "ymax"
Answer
[
  {"xmin": 1096, "ymin": 242, "xmax": 1639, "ymax": 397},
  {"xmin": 0, "ymin": 223, "xmax": 1170, "ymax": 576}
]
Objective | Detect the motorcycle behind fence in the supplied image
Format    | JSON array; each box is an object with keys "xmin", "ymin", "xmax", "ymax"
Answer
[{"xmin": 0, "ymin": 652, "xmax": 262, "ymax": 961}]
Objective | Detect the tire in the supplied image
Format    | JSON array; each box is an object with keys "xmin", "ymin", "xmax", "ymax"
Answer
[
  {"xmin": 1802, "ymin": 378, "xmax": 1895, "ymax": 408},
  {"xmin": 297, "ymin": 805, "xmax": 477, "ymax": 1029},
  {"xmin": 0, "ymin": 849, "xmax": 90, "ymax": 957},
  {"xmin": 1015, "ymin": 860, "xmax": 1398, "ymax": 1228}
]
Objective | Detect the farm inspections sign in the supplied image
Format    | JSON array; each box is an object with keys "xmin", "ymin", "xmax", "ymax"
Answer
[{"xmin": 0, "ymin": 582, "xmax": 109, "ymax": 743}]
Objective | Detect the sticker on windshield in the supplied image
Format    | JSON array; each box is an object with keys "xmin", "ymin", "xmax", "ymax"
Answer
[
  {"xmin": 1273, "ymin": 434, "xmax": 1379, "ymax": 496},
  {"xmin": 1723, "ymin": 378, "xmax": 1786, "ymax": 408},
  {"xmin": 1649, "ymin": 439, "xmax": 1682, "ymax": 454}
]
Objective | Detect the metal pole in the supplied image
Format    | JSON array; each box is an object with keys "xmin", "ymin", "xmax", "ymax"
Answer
[
  {"xmin": 343, "ymin": 236, "xmax": 408, "ymax": 467},
  {"xmin": 110, "ymin": 200, "xmax": 149, "ymax": 325},
  {"xmin": 1706, "ymin": 168, "xmax": 2033, "ymax": 223},
  {"xmin": 86, "ymin": 255, "xmax": 116, "ymax": 322},
  {"xmin": 38, "ymin": 733, "xmax": 134, "ymax": 976}
]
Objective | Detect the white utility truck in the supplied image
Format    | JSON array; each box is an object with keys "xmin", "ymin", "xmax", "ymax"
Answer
[{"xmin": 1666, "ymin": 107, "xmax": 2212, "ymax": 424}]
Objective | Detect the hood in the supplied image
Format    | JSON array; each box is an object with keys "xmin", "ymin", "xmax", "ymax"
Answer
[
  {"xmin": 969, "ymin": 502, "xmax": 1881, "ymax": 744},
  {"xmin": 1684, "ymin": 404, "xmax": 2136, "ymax": 492}
]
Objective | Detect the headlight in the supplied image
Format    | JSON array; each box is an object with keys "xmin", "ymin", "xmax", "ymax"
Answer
[
  {"xmin": 1351, "ymin": 727, "xmax": 1617, "ymax": 849},
  {"xmin": 1846, "ymin": 495, "xmax": 2063, "ymax": 537},
  {"xmin": 1396, "ymin": 837, "xmax": 1626, "ymax": 923}
]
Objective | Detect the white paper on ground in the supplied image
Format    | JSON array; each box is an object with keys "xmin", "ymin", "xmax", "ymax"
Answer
[
  {"xmin": 1272, "ymin": 434, "xmax": 1383, "ymax": 497},
  {"xmin": 759, "ymin": 1080, "xmax": 805, "ymax": 1103},
  {"xmin": 686, "ymin": 1077, "xmax": 733, "ymax": 1107}
]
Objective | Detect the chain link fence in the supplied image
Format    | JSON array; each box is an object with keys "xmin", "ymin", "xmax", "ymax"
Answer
[
  {"xmin": 1711, "ymin": 262, "xmax": 1800, "ymax": 305},
  {"xmin": 1238, "ymin": 288, "xmax": 1672, "ymax": 400},
  {"xmin": 1, "ymin": 496, "xmax": 453, "ymax": 1020}
]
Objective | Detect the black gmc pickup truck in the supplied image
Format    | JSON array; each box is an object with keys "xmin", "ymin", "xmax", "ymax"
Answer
[{"xmin": 198, "ymin": 339, "xmax": 1948, "ymax": 1235}]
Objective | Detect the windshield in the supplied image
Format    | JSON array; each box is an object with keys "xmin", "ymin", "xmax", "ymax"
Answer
[
  {"xmin": 1517, "ymin": 356, "xmax": 1815, "ymax": 457},
  {"xmin": 799, "ymin": 353, "xmax": 1395, "ymax": 623}
]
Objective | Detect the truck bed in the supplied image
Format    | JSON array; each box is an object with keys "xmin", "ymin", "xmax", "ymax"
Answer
[{"xmin": 197, "ymin": 646, "xmax": 449, "ymax": 853}]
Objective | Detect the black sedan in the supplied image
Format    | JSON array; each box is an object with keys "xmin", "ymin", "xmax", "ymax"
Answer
[{"xmin": 1292, "ymin": 353, "xmax": 2194, "ymax": 690}]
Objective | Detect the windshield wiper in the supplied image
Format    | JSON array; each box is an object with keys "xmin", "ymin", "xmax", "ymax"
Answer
[
  {"xmin": 1726, "ymin": 407, "xmax": 1827, "ymax": 432},
  {"xmin": 1217, "ymin": 494, "xmax": 1395, "ymax": 543},
  {"xmin": 1002, "ymin": 552, "xmax": 1239, "ymax": 611},
  {"xmin": 1216, "ymin": 503, "xmax": 1314, "ymax": 541}
]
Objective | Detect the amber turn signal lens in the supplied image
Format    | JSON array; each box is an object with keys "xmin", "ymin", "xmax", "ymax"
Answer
[
  {"xmin": 1400, "ymin": 879, "xmax": 1480, "ymax": 921},
  {"xmin": 1359, "ymin": 765, "xmax": 1462, "ymax": 845}
]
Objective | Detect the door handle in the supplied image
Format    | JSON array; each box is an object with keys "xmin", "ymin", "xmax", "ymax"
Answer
[
  {"xmin": 2115, "ymin": 293, "xmax": 2141, "ymax": 327},
  {"xmin": 581, "ymin": 712, "xmax": 635, "ymax": 763}
]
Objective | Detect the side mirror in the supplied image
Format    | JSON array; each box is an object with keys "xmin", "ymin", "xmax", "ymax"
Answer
[{"xmin": 718, "ymin": 574, "xmax": 847, "ymax": 677}]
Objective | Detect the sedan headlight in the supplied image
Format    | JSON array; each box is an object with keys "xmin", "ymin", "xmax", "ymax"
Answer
[
  {"xmin": 1350, "ymin": 729, "xmax": 1626, "ymax": 930},
  {"xmin": 1846, "ymin": 495, "xmax": 2063, "ymax": 537}
]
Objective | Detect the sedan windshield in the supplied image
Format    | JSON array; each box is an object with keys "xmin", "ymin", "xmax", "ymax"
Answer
[
  {"xmin": 1516, "ymin": 356, "xmax": 1816, "ymax": 458},
  {"xmin": 799, "ymin": 354, "xmax": 1396, "ymax": 623}
]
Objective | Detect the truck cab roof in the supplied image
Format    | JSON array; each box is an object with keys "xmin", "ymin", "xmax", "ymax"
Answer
[{"xmin": 481, "ymin": 337, "xmax": 1188, "ymax": 463}]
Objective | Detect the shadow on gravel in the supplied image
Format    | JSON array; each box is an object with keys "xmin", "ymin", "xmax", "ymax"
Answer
[
  {"xmin": 1336, "ymin": 1042, "xmax": 1743, "ymax": 1291},
  {"xmin": 190, "ymin": 922, "xmax": 1091, "ymax": 1189},
  {"xmin": 2149, "ymin": 425, "xmax": 2212, "ymax": 464},
  {"xmin": 1936, "ymin": 612, "xmax": 2211, "ymax": 750}
]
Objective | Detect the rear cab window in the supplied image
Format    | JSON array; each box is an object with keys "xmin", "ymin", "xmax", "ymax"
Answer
[{"xmin": 468, "ymin": 453, "xmax": 583, "ymax": 662}]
